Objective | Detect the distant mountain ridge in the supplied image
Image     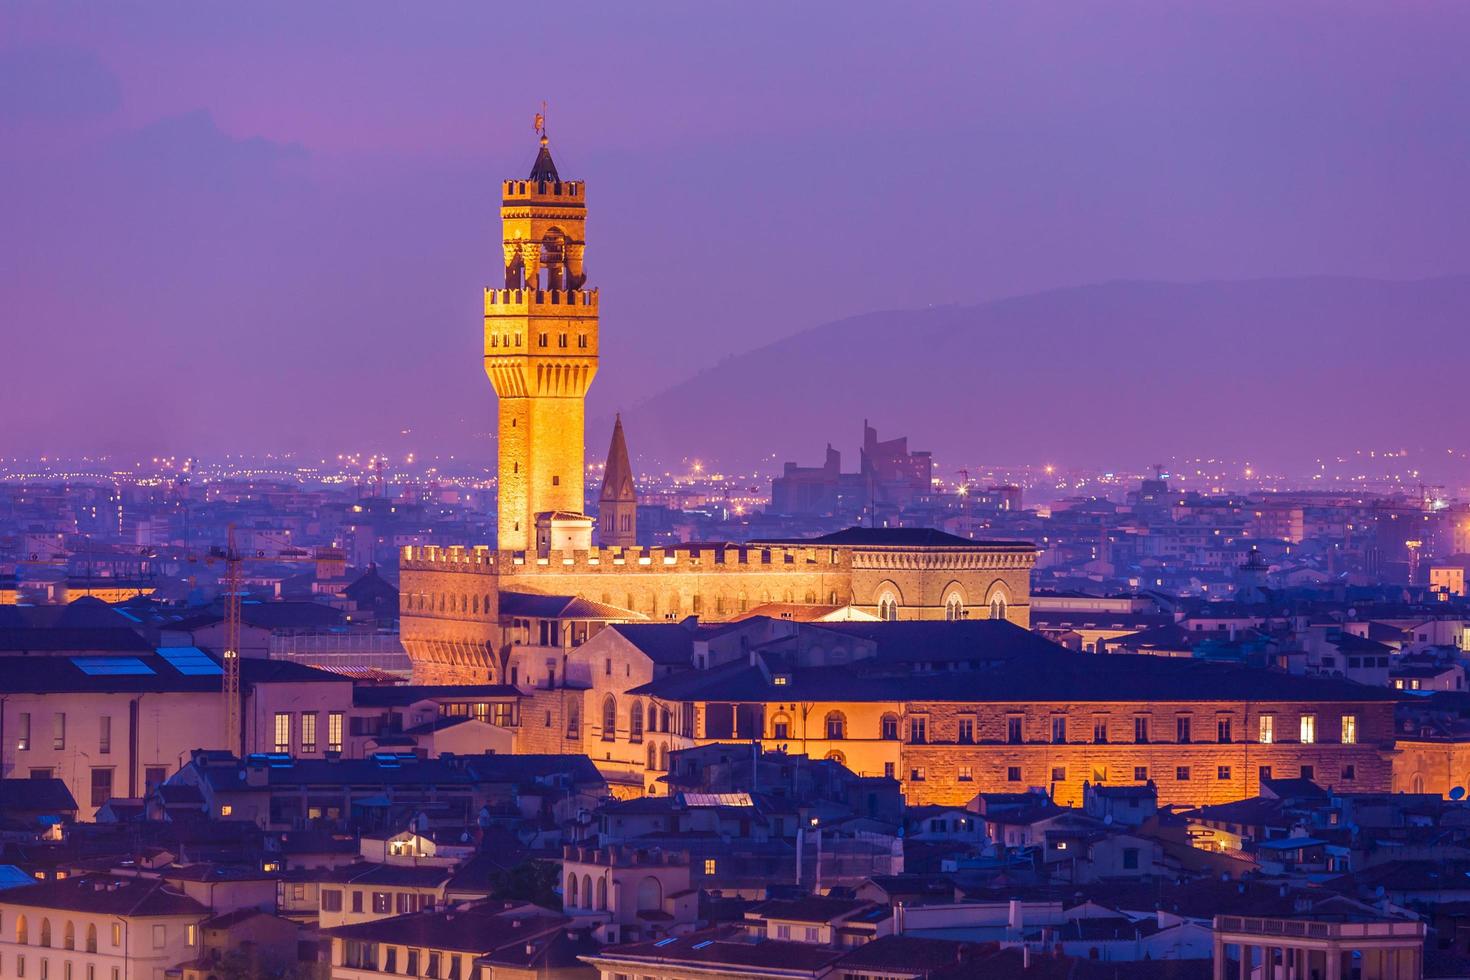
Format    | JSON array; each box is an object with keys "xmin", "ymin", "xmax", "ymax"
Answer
[{"xmin": 602, "ymin": 275, "xmax": 1470, "ymax": 473}]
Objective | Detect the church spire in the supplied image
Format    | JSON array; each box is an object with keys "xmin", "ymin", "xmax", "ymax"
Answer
[{"xmin": 598, "ymin": 414, "xmax": 637, "ymax": 548}]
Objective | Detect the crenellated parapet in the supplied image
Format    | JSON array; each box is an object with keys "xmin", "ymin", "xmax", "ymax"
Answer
[
  {"xmin": 502, "ymin": 177, "xmax": 585, "ymax": 204},
  {"xmin": 402, "ymin": 542, "xmax": 852, "ymax": 574},
  {"xmin": 484, "ymin": 287, "xmax": 599, "ymax": 312}
]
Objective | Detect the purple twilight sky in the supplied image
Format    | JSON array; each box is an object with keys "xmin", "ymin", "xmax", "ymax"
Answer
[{"xmin": 2, "ymin": 2, "xmax": 1468, "ymax": 472}]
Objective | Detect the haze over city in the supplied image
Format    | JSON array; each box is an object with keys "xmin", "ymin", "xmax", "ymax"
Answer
[{"xmin": 4, "ymin": 2, "xmax": 1469, "ymax": 480}]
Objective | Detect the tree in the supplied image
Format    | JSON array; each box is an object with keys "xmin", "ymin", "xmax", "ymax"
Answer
[{"xmin": 488, "ymin": 858, "xmax": 561, "ymax": 908}]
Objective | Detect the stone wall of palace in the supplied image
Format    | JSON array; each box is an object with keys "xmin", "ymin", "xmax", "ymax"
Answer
[
  {"xmin": 657, "ymin": 698, "xmax": 1398, "ymax": 809},
  {"xmin": 900, "ymin": 699, "xmax": 1395, "ymax": 807},
  {"xmin": 397, "ymin": 542, "xmax": 1037, "ymax": 683}
]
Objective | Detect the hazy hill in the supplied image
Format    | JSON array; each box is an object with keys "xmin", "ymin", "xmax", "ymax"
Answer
[{"xmin": 606, "ymin": 276, "xmax": 1470, "ymax": 474}]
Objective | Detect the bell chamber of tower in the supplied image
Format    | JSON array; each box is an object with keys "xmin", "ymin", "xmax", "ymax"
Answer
[{"xmin": 485, "ymin": 134, "xmax": 599, "ymax": 553}]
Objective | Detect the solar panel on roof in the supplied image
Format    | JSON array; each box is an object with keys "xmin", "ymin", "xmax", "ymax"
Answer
[
  {"xmin": 71, "ymin": 656, "xmax": 155, "ymax": 676},
  {"xmin": 157, "ymin": 647, "xmax": 223, "ymax": 676}
]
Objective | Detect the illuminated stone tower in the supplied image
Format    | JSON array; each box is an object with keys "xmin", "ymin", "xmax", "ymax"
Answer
[
  {"xmin": 598, "ymin": 414, "xmax": 637, "ymax": 548},
  {"xmin": 484, "ymin": 132, "xmax": 598, "ymax": 552}
]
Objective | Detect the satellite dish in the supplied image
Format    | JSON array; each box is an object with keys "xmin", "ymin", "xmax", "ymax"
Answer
[{"xmin": 1452, "ymin": 787, "xmax": 1466, "ymax": 801}]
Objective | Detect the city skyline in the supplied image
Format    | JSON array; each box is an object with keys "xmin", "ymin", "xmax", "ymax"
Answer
[{"xmin": 3, "ymin": 8, "xmax": 1470, "ymax": 977}]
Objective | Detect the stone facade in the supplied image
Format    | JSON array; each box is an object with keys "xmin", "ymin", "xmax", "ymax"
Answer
[
  {"xmin": 399, "ymin": 540, "xmax": 1035, "ymax": 683},
  {"xmin": 897, "ymin": 698, "xmax": 1395, "ymax": 807},
  {"xmin": 642, "ymin": 696, "xmax": 1396, "ymax": 810},
  {"xmin": 1392, "ymin": 737, "xmax": 1470, "ymax": 796}
]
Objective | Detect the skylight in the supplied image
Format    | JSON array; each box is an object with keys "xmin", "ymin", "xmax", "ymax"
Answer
[
  {"xmin": 157, "ymin": 647, "xmax": 224, "ymax": 676},
  {"xmin": 71, "ymin": 657, "xmax": 155, "ymax": 676}
]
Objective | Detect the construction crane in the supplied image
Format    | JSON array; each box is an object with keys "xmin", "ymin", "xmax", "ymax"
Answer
[{"xmin": 205, "ymin": 526, "xmax": 315, "ymax": 755}]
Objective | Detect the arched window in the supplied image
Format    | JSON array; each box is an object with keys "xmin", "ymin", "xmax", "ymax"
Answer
[
  {"xmin": 771, "ymin": 713, "xmax": 791, "ymax": 740},
  {"xmin": 826, "ymin": 750, "xmax": 846, "ymax": 765},
  {"xmin": 86, "ymin": 923, "xmax": 97, "ymax": 953},
  {"xmin": 878, "ymin": 593, "xmax": 898, "ymax": 621},
  {"xmin": 825, "ymin": 711, "xmax": 846, "ymax": 740},
  {"xmin": 64, "ymin": 920, "xmax": 74, "ymax": 950},
  {"xmin": 581, "ymin": 875, "xmax": 593, "ymax": 910},
  {"xmin": 567, "ymin": 873, "xmax": 578, "ymax": 907},
  {"xmin": 566, "ymin": 701, "xmax": 580, "ymax": 739},
  {"xmin": 647, "ymin": 743, "xmax": 658, "ymax": 772},
  {"xmin": 16, "ymin": 914, "xmax": 27, "ymax": 944},
  {"xmin": 602, "ymin": 696, "xmax": 617, "ymax": 742},
  {"xmin": 1412, "ymin": 772, "xmax": 1426, "ymax": 794},
  {"xmin": 647, "ymin": 703, "xmax": 658, "ymax": 733},
  {"xmin": 658, "ymin": 743, "xmax": 668, "ymax": 772},
  {"xmin": 661, "ymin": 708, "xmax": 671, "ymax": 733},
  {"xmin": 629, "ymin": 700, "xmax": 644, "ymax": 743},
  {"xmin": 990, "ymin": 595, "xmax": 1008, "ymax": 620},
  {"xmin": 471, "ymin": 595, "xmax": 479, "ymax": 614},
  {"xmin": 40, "ymin": 917, "xmax": 51, "ymax": 947},
  {"xmin": 945, "ymin": 594, "xmax": 963, "ymax": 621},
  {"xmin": 880, "ymin": 714, "xmax": 900, "ymax": 740},
  {"xmin": 484, "ymin": 594, "xmax": 491, "ymax": 614},
  {"xmin": 596, "ymin": 877, "xmax": 608, "ymax": 910}
]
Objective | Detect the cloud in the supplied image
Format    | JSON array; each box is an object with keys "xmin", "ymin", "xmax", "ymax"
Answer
[
  {"xmin": 103, "ymin": 109, "xmax": 308, "ymax": 191},
  {"xmin": 0, "ymin": 45, "xmax": 121, "ymax": 123}
]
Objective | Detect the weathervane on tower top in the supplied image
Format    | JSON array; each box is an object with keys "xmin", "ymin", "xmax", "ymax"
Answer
[{"xmin": 534, "ymin": 101, "xmax": 547, "ymax": 146}]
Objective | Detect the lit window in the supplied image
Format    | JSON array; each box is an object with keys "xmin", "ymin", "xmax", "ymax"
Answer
[
  {"xmin": 704, "ymin": 859, "xmax": 716, "ymax": 875},
  {"xmin": 1300, "ymin": 714, "xmax": 1316, "ymax": 744},
  {"xmin": 1258, "ymin": 715, "xmax": 1274, "ymax": 744},
  {"xmin": 1341, "ymin": 714, "xmax": 1357, "ymax": 745},
  {"xmin": 220, "ymin": 804, "xmax": 233, "ymax": 817},
  {"xmin": 273, "ymin": 713, "xmax": 291, "ymax": 754},
  {"xmin": 300, "ymin": 712, "xmax": 318, "ymax": 754}
]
